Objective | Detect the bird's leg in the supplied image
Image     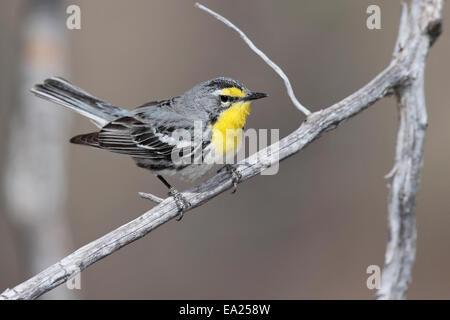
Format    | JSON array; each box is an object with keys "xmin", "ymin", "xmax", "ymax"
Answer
[
  {"xmin": 156, "ymin": 174, "xmax": 190, "ymax": 221},
  {"xmin": 218, "ymin": 164, "xmax": 242, "ymax": 194}
]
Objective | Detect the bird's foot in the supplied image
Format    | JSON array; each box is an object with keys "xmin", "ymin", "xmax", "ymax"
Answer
[
  {"xmin": 168, "ymin": 187, "xmax": 191, "ymax": 221},
  {"xmin": 218, "ymin": 164, "xmax": 242, "ymax": 194}
]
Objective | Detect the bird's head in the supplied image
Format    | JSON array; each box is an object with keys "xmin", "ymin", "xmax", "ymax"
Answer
[{"xmin": 182, "ymin": 77, "xmax": 267, "ymax": 124}]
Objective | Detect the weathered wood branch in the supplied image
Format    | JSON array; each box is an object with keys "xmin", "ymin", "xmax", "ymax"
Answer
[
  {"xmin": 377, "ymin": 0, "xmax": 444, "ymax": 300},
  {"xmin": 0, "ymin": 0, "xmax": 443, "ymax": 300}
]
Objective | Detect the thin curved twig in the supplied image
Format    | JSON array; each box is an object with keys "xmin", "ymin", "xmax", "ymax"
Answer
[{"xmin": 195, "ymin": 2, "xmax": 311, "ymax": 116}]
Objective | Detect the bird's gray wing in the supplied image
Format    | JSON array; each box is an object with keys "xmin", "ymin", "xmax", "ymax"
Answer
[
  {"xmin": 97, "ymin": 110, "xmax": 196, "ymax": 163},
  {"xmin": 133, "ymin": 99, "xmax": 173, "ymax": 110}
]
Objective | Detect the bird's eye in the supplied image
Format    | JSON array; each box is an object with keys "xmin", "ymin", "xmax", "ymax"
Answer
[{"xmin": 220, "ymin": 95, "xmax": 230, "ymax": 103}]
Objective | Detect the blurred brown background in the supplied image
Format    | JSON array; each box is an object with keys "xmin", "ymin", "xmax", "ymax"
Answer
[{"xmin": 0, "ymin": 0, "xmax": 449, "ymax": 299}]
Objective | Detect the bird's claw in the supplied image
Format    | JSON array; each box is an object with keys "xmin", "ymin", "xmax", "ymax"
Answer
[
  {"xmin": 168, "ymin": 187, "xmax": 191, "ymax": 221},
  {"xmin": 219, "ymin": 164, "xmax": 242, "ymax": 194}
]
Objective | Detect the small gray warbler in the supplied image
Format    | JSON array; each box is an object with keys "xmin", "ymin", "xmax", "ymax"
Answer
[{"xmin": 32, "ymin": 77, "xmax": 267, "ymax": 219}]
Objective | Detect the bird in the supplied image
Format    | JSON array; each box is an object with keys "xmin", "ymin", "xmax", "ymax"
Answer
[{"xmin": 31, "ymin": 77, "xmax": 267, "ymax": 219}]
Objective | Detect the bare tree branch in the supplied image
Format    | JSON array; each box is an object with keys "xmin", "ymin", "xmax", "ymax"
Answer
[
  {"xmin": 139, "ymin": 191, "xmax": 163, "ymax": 204},
  {"xmin": 377, "ymin": 0, "xmax": 444, "ymax": 300},
  {"xmin": 0, "ymin": 0, "xmax": 444, "ymax": 300}
]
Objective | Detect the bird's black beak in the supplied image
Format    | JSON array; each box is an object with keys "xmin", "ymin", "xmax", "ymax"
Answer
[{"xmin": 244, "ymin": 92, "xmax": 268, "ymax": 101}]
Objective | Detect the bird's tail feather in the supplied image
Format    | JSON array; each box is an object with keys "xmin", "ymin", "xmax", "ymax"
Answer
[{"xmin": 31, "ymin": 77, "xmax": 127, "ymax": 127}]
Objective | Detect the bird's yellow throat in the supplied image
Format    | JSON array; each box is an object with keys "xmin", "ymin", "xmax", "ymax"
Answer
[{"xmin": 211, "ymin": 100, "xmax": 251, "ymax": 156}]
